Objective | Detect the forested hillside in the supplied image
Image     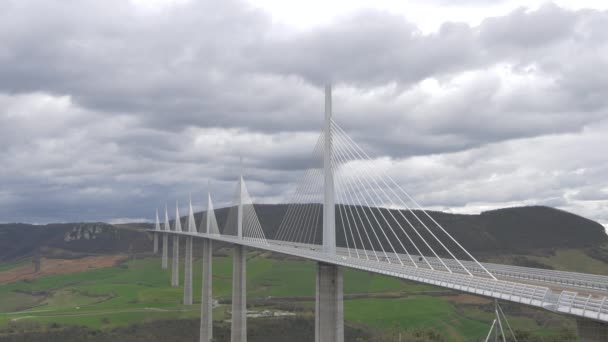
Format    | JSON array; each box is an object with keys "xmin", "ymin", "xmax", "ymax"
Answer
[{"xmin": 1, "ymin": 205, "xmax": 605, "ymax": 263}]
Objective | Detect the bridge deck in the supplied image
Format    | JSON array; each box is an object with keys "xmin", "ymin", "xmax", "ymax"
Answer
[{"xmin": 153, "ymin": 230, "xmax": 608, "ymax": 323}]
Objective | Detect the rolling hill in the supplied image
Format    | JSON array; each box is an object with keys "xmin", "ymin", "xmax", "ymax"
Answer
[
  {"xmin": 1, "ymin": 205, "xmax": 603, "ymax": 341},
  {"xmin": 1, "ymin": 205, "xmax": 606, "ymax": 265}
]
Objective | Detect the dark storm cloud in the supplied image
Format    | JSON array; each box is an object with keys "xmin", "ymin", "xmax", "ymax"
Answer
[
  {"xmin": 1, "ymin": 1, "xmax": 605, "ymax": 140},
  {"xmin": 0, "ymin": 0, "xmax": 315, "ymax": 131},
  {"xmin": 254, "ymin": 13, "xmax": 482, "ymax": 86},
  {"xmin": 0, "ymin": 0, "xmax": 607, "ymax": 225}
]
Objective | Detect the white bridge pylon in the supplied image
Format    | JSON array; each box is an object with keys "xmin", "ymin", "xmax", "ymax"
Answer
[
  {"xmin": 221, "ymin": 176, "xmax": 269, "ymax": 245},
  {"xmin": 154, "ymin": 86, "xmax": 608, "ymax": 342},
  {"xmin": 168, "ymin": 99, "xmax": 498, "ymax": 280},
  {"xmin": 271, "ymin": 118, "xmax": 495, "ymax": 280},
  {"xmin": 201, "ymin": 192, "xmax": 220, "ymax": 235}
]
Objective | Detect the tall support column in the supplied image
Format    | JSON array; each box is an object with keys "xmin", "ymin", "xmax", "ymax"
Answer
[
  {"xmin": 162, "ymin": 233, "xmax": 168, "ymax": 269},
  {"xmin": 200, "ymin": 191, "xmax": 215, "ymax": 342},
  {"xmin": 172, "ymin": 235, "xmax": 180, "ymax": 287},
  {"xmin": 154, "ymin": 209, "xmax": 160, "ymax": 254},
  {"xmin": 237, "ymin": 176, "xmax": 244, "ymax": 239},
  {"xmin": 231, "ymin": 173, "xmax": 247, "ymax": 342},
  {"xmin": 316, "ymin": 84, "xmax": 343, "ymax": 342},
  {"xmin": 200, "ymin": 239, "xmax": 213, "ymax": 342},
  {"xmin": 184, "ymin": 236, "xmax": 193, "ymax": 305},
  {"xmin": 172, "ymin": 203, "xmax": 182, "ymax": 288},
  {"xmin": 34, "ymin": 248, "xmax": 41, "ymax": 273},
  {"xmin": 231, "ymin": 245, "xmax": 247, "ymax": 342},
  {"xmin": 323, "ymin": 85, "xmax": 335, "ymax": 254},
  {"xmin": 184, "ymin": 197, "xmax": 196, "ymax": 305},
  {"xmin": 315, "ymin": 262, "xmax": 343, "ymax": 342},
  {"xmin": 153, "ymin": 233, "xmax": 159, "ymax": 254},
  {"xmin": 162, "ymin": 207, "xmax": 169, "ymax": 269}
]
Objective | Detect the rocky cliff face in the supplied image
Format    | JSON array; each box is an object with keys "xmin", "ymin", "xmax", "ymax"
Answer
[
  {"xmin": 63, "ymin": 224, "xmax": 108, "ymax": 242},
  {"xmin": 0, "ymin": 223, "xmax": 151, "ymax": 262},
  {"xmin": 1, "ymin": 205, "xmax": 606, "ymax": 263}
]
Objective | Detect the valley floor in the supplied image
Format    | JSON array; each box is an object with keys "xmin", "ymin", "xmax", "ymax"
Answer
[{"xmin": 0, "ymin": 252, "xmax": 587, "ymax": 341}]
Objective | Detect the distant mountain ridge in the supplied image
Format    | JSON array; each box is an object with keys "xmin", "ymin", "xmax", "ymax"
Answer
[
  {"xmin": 206, "ymin": 204, "xmax": 607, "ymax": 256},
  {"xmin": 0, "ymin": 205, "xmax": 605, "ymax": 263},
  {"xmin": 0, "ymin": 222, "xmax": 149, "ymax": 262},
  {"xmin": 428, "ymin": 206, "xmax": 607, "ymax": 255}
]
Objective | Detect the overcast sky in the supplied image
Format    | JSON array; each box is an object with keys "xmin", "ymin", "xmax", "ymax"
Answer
[{"xmin": 1, "ymin": 0, "xmax": 607, "ymax": 227}]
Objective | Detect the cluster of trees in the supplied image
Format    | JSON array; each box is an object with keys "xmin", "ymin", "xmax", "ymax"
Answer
[
  {"xmin": 0, "ymin": 317, "xmax": 369, "ymax": 342},
  {"xmin": 1, "ymin": 318, "xmax": 580, "ymax": 342}
]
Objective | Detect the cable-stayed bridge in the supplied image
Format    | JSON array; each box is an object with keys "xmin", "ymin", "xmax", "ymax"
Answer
[{"xmin": 149, "ymin": 86, "xmax": 608, "ymax": 342}]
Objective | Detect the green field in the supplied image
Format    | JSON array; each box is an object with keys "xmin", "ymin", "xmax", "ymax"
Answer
[
  {"xmin": 487, "ymin": 248, "xmax": 608, "ymax": 275},
  {"xmin": 0, "ymin": 253, "xmax": 576, "ymax": 340},
  {"xmin": 345, "ymin": 296, "xmax": 488, "ymax": 340},
  {"xmin": 530, "ymin": 249, "xmax": 608, "ymax": 274},
  {"xmin": 0, "ymin": 259, "xmax": 30, "ymax": 273}
]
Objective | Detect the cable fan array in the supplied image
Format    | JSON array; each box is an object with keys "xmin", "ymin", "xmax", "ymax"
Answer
[
  {"xmin": 274, "ymin": 132, "xmax": 325, "ymax": 245},
  {"xmin": 154, "ymin": 182, "xmax": 259, "ymax": 239},
  {"xmin": 222, "ymin": 177, "xmax": 268, "ymax": 245},
  {"xmin": 152, "ymin": 117, "xmax": 493, "ymax": 279},
  {"xmin": 200, "ymin": 194, "xmax": 221, "ymax": 235},
  {"xmin": 274, "ymin": 120, "xmax": 494, "ymax": 279}
]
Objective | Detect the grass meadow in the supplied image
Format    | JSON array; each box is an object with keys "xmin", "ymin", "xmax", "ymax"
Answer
[{"xmin": 0, "ymin": 251, "xmax": 576, "ymax": 340}]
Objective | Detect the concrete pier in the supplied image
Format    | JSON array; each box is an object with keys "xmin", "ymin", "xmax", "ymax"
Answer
[
  {"xmin": 171, "ymin": 235, "xmax": 180, "ymax": 287},
  {"xmin": 315, "ymin": 262, "xmax": 343, "ymax": 342},
  {"xmin": 154, "ymin": 210, "xmax": 160, "ymax": 255},
  {"xmin": 577, "ymin": 318, "xmax": 608, "ymax": 342},
  {"xmin": 316, "ymin": 85, "xmax": 343, "ymax": 342},
  {"xmin": 231, "ymin": 245, "xmax": 247, "ymax": 342},
  {"xmin": 200, "ymin": 239, "xmax": 213, "ymax": 342},
  {"xmin": 162, "ymin": 233, "xmax": 168, "ymax": 269},
  {"xmin": 184, "ymin": 236, "xmax": 193, "ymax": 305},
  {"xmin": 33, "ymin": 248, "xmax": 41, "ymax": 273},
  {"xmin": 153, "ymin": 232, "xmax": 159, "ymax": 254}
]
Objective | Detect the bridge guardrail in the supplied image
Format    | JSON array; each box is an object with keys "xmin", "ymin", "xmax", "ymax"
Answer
[
  {"xmin": 469, "ymin": 262, "xmax": 608, "ymax": 291},
  {"xmin": 329, "ymin": 250, "xmax": 550, "ymax": 308},
  {"xmin": 420, "ymin": 256, "xmax": 608, "ymax": 291},
  {"xmin": 557, "ymin": 291, "xmax": 608, "ymax": 321},
  {"xmin": 271, "ymin": 238, "xmax": 608, "ymax": 322},
  {"xmin": 160, "ymin": 231, "xmax": 608, "ymax": 323},
  {"xmin": 343, "ymin": 249, "xmax": 608, "ymax": 291}
]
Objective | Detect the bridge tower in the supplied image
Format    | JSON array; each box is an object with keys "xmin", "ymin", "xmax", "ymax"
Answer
[
  {"xmin": 323, "ymin": 85, "xmax": 336, "ymax": 255},
  {"xmin": 316, "ymin": 84, "xmax": 344, "ymax": 342},
  {"xmin": 200, "ymin": 190, "xmax": 214, "ymax": 342},
  {"xmin": 183, "ymin": 197, "xmax": 195, "ymax": 306},
  {"xmin": 153, "ymin": 209, "xmax": 160, "ymax": 254},
  {"xmin": 171, "ymin": 202, "xmax": 181, "ymax": 288},
  {"xmin": 33, "ymin": 247, "xmax": 41, "ymax": 273},
  {"xmin": 231, "ymin": 173, "xmax": 247, "ymax": 342},
  {"xmin": 162, "ymin": 206, "xmax": 169, "ymax": 269}
]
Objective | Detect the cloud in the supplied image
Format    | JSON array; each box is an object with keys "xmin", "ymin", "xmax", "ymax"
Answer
[
  {"xmin": 253, "ymin": 12, "xmax": 481, "ymax": 86},
  {"xmin": 0, "ymin": 0, "xmax": 607, "ymax": 227},
  {"xmin": 479, "ymin": 3, "xmax": 577, "ymax": 48},
  {"xmin": 381, "ymin": 119, "xmax": 608, "ymax": 218},
  {"xmin": 107, "ymin": 217, "xmax": 151, "ymax": 224}
]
